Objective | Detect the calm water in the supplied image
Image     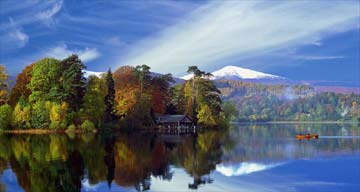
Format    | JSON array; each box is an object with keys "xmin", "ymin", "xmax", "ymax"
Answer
[{"xmin": 1, "ymin": 123, "xmax": 360, "ymax": 192}]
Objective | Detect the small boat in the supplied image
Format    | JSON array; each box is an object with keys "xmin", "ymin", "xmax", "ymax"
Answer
[{"xmin": 295, "ymin": 134, "xmax": 319, "ymax": 139}]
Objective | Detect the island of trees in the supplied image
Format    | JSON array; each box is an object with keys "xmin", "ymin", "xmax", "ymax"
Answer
[{"xmin": 0, "ymin": 55, "xmax": 232, "ymax": 132}]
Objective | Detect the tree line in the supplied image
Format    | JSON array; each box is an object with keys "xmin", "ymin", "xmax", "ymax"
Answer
[{"xmin": 0, "ymin": 56, "xmax": 228, "ymax": 131}]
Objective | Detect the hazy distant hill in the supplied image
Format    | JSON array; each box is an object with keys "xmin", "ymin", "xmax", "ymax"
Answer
[{"xmin": 215, "ymin": 79, "xmax": 360, "ymax": 122}]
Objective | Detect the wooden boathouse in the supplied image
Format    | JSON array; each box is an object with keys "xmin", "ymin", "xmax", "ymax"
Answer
[{"xmin": 154, "ymin": 114, "xmax": 195, "ymax": 134}]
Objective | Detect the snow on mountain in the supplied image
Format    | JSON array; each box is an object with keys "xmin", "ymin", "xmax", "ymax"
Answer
[
  {"xmin": 83, "ymin": 70, "xmax": 104, "ymax": 78},
  {"xmin": 181, "ymin": 66, "xmax": 283, "ymax": 80}
]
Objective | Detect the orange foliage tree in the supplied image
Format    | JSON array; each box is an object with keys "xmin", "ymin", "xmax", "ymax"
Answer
[
  {"xmin": 9, "ymin": 64, "xmax": 34, "ymax": 106},
  {"xmin": 113, "ymin": 66, "xmax": 140, "ymax": 117},
  {"xmin": 113, "ymin": 65, "xmax": 174, "ymax": 117}
]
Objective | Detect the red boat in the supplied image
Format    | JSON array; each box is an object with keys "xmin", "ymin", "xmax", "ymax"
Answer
[{"xmin": 295, "ymin": 134, "xmax": 319, "ymax": 139}]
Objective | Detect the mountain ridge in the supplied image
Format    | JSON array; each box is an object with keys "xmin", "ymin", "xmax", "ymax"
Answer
[{"xmin": 181, "ymin": 65, "xmax": 284, "ymax": 80}]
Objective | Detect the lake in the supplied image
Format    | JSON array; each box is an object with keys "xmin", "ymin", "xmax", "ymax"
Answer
[{"xmin": 1, "ymin": 123, "xmax": 360, "ymax": 192}]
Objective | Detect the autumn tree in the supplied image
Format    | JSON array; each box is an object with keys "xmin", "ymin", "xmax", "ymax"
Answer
[
  {"xmin": 113, "ymin": 66, "xmax": 139, "ymax": 117},
  {"xmin": 150, "ymin": 74, "xmax": 174, "ymax": 114},
  {"xmin": 11, "ymin": 97, "xmax": 31, "ymax": 129},
  {"xmin": 113, "ymin": 65, "xmax": 173, "ymax": 126},
  {"xmin": 0, "ymin": 65, "xmax": 9, "ymax": 105},
  {"xmin": 49, "ymin": 102, "xmax": 69, "ymax": 129},
  {"xmin": 9, "ymin": 64, "xmax": 34, "ymax": 106}
]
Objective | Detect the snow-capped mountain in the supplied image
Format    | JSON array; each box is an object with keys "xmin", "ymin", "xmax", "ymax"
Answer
[
  {"xmin": 181, "ymin": 66, "xmax": 283, "ymax": 80},
  {"xmin": 83, "ymin": 70, "xmax": 104, "ymax": 78}
]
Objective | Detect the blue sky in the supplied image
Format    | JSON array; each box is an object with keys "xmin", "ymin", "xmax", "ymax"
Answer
[{"xmin": 0, "ymin": 0, "xmax": 359, "ymax": 83}]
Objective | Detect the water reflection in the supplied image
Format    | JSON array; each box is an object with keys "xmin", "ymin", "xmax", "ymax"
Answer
[
  {"xmin": 0, "ymin": 130, "xmax": 228, "ymax": 191},
  {"xmin": 0, "ymin": 123, "xmax": 359, "ymax": 191}
]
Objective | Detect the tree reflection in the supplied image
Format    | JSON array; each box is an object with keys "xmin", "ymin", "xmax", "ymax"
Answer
[
  {"xmin": 168, "ymin": 131, "xmax": 224, "ymax": 189},
  {"xmin": 0, "ymin": 129, "xmax": 232, "ymax": 191},
  {"xmin": 0, "ymin": 124, "xmax": 359, "ymax": 191}
]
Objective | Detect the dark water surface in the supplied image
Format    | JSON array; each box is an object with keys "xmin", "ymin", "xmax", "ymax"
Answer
[{"xmin": 1, "ymin": 123, "xmax": 360, "ymax": 192}]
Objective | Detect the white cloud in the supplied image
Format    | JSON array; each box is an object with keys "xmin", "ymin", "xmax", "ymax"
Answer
[
  {"xmin": 0, "ymin": 18, "xmax": 29, "ymax": 50},
  {"xmin": 46, "ymin": 44, "xmax": 101, "ymax": 62},
  {"xmin": 117, "ymin": 1, "xmax": 359, "ymax": 75},
  {"xmin": 37, "ymin": 0, "xmax": 63, "ymax": 21},
  {"xmin": 216, "ymin": 162, "xmax": 283, "ymax": 177},
  {"xmin": 291, "ymin": 55, "xmax": 345, "ymax": 60},
  {"xmin": 8, "ymin": 28, "xmax": 29, "ymax": 47}
]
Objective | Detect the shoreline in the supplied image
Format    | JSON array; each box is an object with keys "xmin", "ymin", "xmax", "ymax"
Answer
[
  {"xmin": 233, "ymin": 121, "xmax": 359, "ymax": 125},
  {"xmin": 0, "ymin": 129, "xmax": 97, "ymax": 135},
  {"xmin": 1, "ymin": 121, "xmax": 358, "ymax": 135}
]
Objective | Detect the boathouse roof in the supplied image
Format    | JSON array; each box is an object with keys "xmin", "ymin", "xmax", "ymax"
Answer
[{"xmin": 155, "ymin": 114, "xmax": 192, "ymax": 123}]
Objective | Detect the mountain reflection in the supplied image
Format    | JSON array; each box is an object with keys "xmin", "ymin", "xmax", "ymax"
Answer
[{"xmin": 0, "ymin": 123, "xmax": 359, "ymax": 191}]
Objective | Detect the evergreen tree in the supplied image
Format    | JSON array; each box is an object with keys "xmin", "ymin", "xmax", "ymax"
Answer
[
  {"xmin": 59, "ymin": 55, "xmax": 87, "ymax": 111},
  {"xmin": 135, "ymin": 64, "xmax": 151, "ymax": 95},
  {"xmin": 104, "ymin": 68, "xmax": 116, "ymax": 122}
]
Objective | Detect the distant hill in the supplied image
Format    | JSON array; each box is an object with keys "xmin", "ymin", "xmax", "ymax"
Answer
[
  {"xmin": 178, "ymin": 65, "xmax": 360, "ymax": 94},
  {"xmin": 215, "ymin": 79, "xmax": 360, "ymax": 122}
]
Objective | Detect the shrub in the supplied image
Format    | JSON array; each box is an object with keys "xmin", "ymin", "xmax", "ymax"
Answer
[
  {"xmin": 80, "ymin": 120, "xmax": 96, "ymax": 133},
  {"xmin": 66, "ymin": 124, "xmax": 76, "ymax": 132},
  {"xmin": 49, "ymin": 122, "xmax": 60, "ymax": 130},
  {"xmin": 0, "ymin": 104, "xmax": 13, "ymax": 130}
]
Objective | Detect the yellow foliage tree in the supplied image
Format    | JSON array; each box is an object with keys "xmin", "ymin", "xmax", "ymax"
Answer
[
  {"xmin": 0, "ymin": 65, "xmax": 9, "ymax": 105},
  {"xmin": 49, "ymin": 102, "xmax": 68, "ymax": 129},
  {"xmin": 12, "ymin": 103, "xmax": 31, "ymax": 129},
  {"xmin": 197, "ymin": 104, "xmax": 217, "ymax": 126}
]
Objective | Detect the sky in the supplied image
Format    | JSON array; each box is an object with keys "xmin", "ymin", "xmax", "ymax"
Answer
[{"xmin": 0, "ymin": 0, "xmax": 359, "ymax": 84}]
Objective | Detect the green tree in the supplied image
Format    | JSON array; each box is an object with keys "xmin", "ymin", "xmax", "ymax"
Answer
[
  {"xmin": 222, "ymin": 101, "xmax": 238, "ymax": 122},
  {"xmin": 59, "ymin": 55, "xmax": 87, "ymax": 111},
  {"xmin": 184, "ymin": 66, "xmax": 222, "ymax": 126},
  {"xmin": 134, "ymin": 64, "xmax": 151, "ymax": 95},
  {"xmin": 81, "ymin": 75, "xmax": 107, "ymax": 126},
  {"xmin": 104, "ymin": 68, "xmax": 116, "ymax": 122},
  {"xmin": 28, "ymin": 58, "xmax": 61, "ymax": 103},
  {"xmin": 30, "ymin": 101, "xmax": 51, "ymax": 129},
  {"xmin": 0, "ymin": 104, "xmax": 12, "ymax": 130},
  {"xmin": 81, "ymin": 120, "xmax": 96, "ymax": 132}
]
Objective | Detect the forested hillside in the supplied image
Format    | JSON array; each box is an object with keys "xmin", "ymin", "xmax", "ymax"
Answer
[{"xmin": 217, "ymin": 80, "xmax": 360, "ymax": 122}]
